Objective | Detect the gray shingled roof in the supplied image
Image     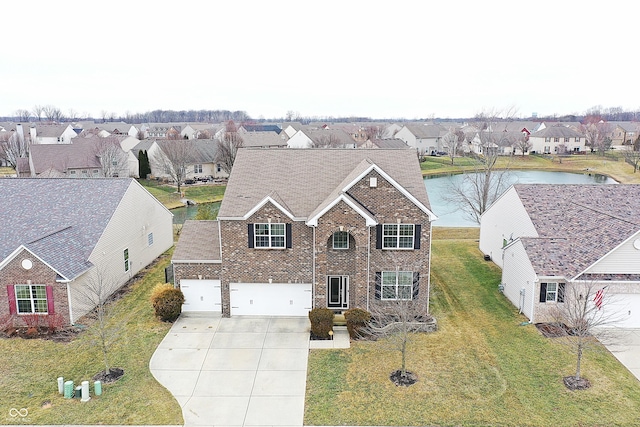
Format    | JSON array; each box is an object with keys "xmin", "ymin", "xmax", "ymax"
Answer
[
  {"xmin": 172, "ymin": 220, "xmax": 221, "ymax": 262},
  {"xmin": 530, "ymin": 126, "xmax": 584, "ymax": 138},
  {"xmin": 33, "ymin": 124, "xmax": 74, "ymax": 138},
  {"xmin": 218, "ymin": 148, "xmax": 432, "ymax": 219},
  {"xmin": 29, "ymin": 139, "xmax": 105, "ymax": 174},
  {"xmin": 0, "ymin": 178, "xmax": 135, "ymax": 280},
  {"xmin": 240, "ymin": 131, "xmax": 287, "ymax": 148},
  {"xmin": 403, "ymin": 123, "xmax": 448, "ymax": 139},
  {"xmin": 513, "ymin": 184, "xmax": 640, "ymax": 279}
]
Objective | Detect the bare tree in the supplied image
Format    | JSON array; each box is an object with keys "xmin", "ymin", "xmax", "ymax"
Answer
[
  {"xmin": 442, "ymin": 127, "xmax": 465, "ymax": 165},
  {"xmin": 32, "ymin": 104, "xmax": 44, "ymax": 121},
  {"xmin": 549, "ymin": 282, "xmax": 624, "ymax": 389},
  {"xmin": 364, "ymin": 125, "xmax": 383, "ymax": 141},
  {"xmin": 0, "ymin": 129, "xmax": 29, "ymax": 168},
  {"xmin": 215, "ymin": 120, "xmax": 243, "ymax": 174},
  {"xmin": 94, "ymin": 136, "xmax": 130, "ymax": 177},
  {"xmin": 513, "ymin": 133, "xmax": 531, "ymax": 157},
  {"xmin": 443, "ymin": 109, "xmax": 515, "ymax": 224},
  {"xmin": 14, "ymin": 109, "xmax": 31, "ymax": 121},
  {"xmin": 581, "ymin": 121, "xmax": 612, "ymax": 155},
  {"xmin": 150, "ymin": 140, "xmax": 195, "ymax": 194},
  {"xmin": 314, "ymin": 133, "xmax": 342, "ymax": 148},
  {"xmin": 74, "ymin": 267, "xmax": 128, "ymax": 380},
  {"xmin": 623, "ymin": 136, "xmax": 640, "ymax": 173},
  {"xmin": 67, "ymin": 108, "xmax": 80, "ymax": 121},
  {"xmin": 42, "ymin": 105, "xmax": 63, "ymax": 122}
]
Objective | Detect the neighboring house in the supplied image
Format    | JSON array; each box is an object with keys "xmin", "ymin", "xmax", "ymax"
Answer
[
  {"xmin": 479, "ymin": 184, "xmax": 640, "ymax": 327},
  {"xmin": 358, "ymin": 138, "xmax": 408, "ymax": 149},
  {"xmin": 181, "ymin": 123, "xmax": 221, "ymax": 140},
  {"xmin": 238, "ymin": 124, "xmax": 283, "ymax": 134},
  {"xmin": 28, "ymin": 137, "xmax": 131, "ymax": 178},
  {"xmin": 394, "ymin": 123, "xmax": 448, "ymax": 155},
  {"xmin": 286, "ymin": 129, "xmax": 314, "ymax": 148},
  {"xmin": 146, "ymin": 123, "xmax": 182, "ymax": 139},
  {"xmin": 29, "ymin": 124, "xmax": 78, "ymax": 144},
  {"xmin": 239, "ymin": 131, "xmax": 287, "ymax": 148},
  {"xmin": 0, "ymin": 178, "xmax": 173, "ymax": 326},
  {"xmin": 610, "ymin": 122, "xmax": 638, "ymax": 147},
  {"xmin": 380, "ymin": 123, "xmax": 403, "ymax": 139},
  {"xmin": 150, "ymin": 139, "xmax": 229, "ymax": 181},
  {"xmin": 172, "ymin": 148, "xmax": 437, "ymax": 317},
  {"xmin": 528, "ymin": 126, "xmax": 586, "ymax": 154},
  {"xmin": 91, "ymin": 122, "xmax": 139, "ymax": 138}
]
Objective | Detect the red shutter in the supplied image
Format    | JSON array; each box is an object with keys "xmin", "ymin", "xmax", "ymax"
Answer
[
  {"xmin": 7, "ymin": 285, "xmax": 16, "ymax": 315},
  {"xmin": 46, "ymin": 286, "xmax": 55, "ymax": 315}
]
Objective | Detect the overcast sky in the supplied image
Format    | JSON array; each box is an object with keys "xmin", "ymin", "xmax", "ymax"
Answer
[{"xmin": 2, "ymin": 1, "xmax": 638, "ymax": 120}]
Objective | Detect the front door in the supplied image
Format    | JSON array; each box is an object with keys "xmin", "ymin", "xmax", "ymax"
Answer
[{"xmin": 328, "ymin": 276, "xmax": 349, "ymax": 309}]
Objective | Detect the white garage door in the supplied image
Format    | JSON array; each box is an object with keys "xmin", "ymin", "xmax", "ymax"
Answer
[
  {"xmin": 605, "ymin": 294, "xmax": 640, "ymax": 328},
  {"xmin": 230, "ymin": 282, "xmax": 312, "ymax": 316},
  {"xmin": 180, "ymin": 279, "xmax": 222, "ymax": 312}
]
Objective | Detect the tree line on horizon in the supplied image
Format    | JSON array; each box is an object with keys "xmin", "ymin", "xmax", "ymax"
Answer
[{"xmin": 2, "ymin": 105, "xmax": 640, "ymax": 125}]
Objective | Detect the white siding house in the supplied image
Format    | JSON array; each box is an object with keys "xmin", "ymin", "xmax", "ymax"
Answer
[{"xmin": 480, "ymin": 184, "xmax": 640, "ymax": 327}]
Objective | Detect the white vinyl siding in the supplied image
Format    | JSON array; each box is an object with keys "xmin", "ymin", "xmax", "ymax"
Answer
[
  {"xmin": 584, "ymin": 232, "xmax": 640, "ymax": 275},
  {"xmin": 501, "ymin": 240, "xmax": 537, "ymax": 321}
]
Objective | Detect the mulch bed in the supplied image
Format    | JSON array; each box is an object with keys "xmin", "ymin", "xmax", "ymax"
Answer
[
  {"xmin": 535, "ymin": 322, "xmax": 580, "ymax": 338},
  {"xmin": 390, "ymin": 369, "xmax": 418, "ymax": 386},
  {"xmin": 93, "ymin": 367, "xmax": 125, "ymax": 384},
  {"xmin": 1, "ymin": 326, "xmax": 82, "ymax": 343},
  {"xmin": 563, "ymin": 375, "xmax": 591, "ymax": 390}
]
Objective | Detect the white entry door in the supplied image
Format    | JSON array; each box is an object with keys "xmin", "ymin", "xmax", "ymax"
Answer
[{"xmin": 180, "ymin": 279, "xmax": 222, "ymax": 312}]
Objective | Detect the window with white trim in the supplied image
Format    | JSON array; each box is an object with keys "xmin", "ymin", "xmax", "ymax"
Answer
[
  {"xmin": 381, "ymin": 271, "xmax": 413, "ymax": 300},
  {"xmin": 194, "ymin": 164, "xmax": 203, "ymax": 173},
  {"xmin": 15, "ymin": 284, "xmax": 48, "ymax": 314},
  {"xmin": 383, "ymin": 224, "xmax": 414, "ymax": 249},
  {"xmin": 332, "ymin": 231, "xmax": 349, "ymax": 249},
  {"xmin": 124, "ymin": 248, "xmax": 130, "ymax": 272},
  {"xmin": 254, "ymin": 223, "xmax": 285, "ymax": 248},
  {"xmin": 540, "ymin": 282, "xmax": 565, "ymax": 303}
]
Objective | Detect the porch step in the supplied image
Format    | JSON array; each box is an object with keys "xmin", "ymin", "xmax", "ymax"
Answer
[{"xmin": 334, "ymin": 314, "xmax": 346, "ymax": 326}]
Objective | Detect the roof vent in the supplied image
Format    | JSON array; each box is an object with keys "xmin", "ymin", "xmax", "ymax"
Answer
[{"xmin": 369, "ymin": 177, "xmax": 377, "ymax": 188}]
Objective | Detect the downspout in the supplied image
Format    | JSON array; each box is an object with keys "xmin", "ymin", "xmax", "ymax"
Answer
[
  {"xmin": 366, "ymin": 226, "xmax": 371, "ymax": 311},
  {"xmin": 312, "ymin": 226, "xmax": 316, "ymax": 309},
  {"xmin": 530, "ymin": 279, "xmax": 537, "ymax": 324},
  {"xmin": 65, "ymin": 281, "xmax": 74, "ymax": 325},
  {"xmin": 427, "ymin": 219, "xmax": 433, "ymax": 314}
]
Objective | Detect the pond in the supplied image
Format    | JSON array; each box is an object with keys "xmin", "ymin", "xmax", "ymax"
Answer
[
  {"xmin": 424, "ymin": 170, "xmax": 617, "ymax": 228},
  {"xmin": 172, "ymin": 202, "xmax": 220, "ymax": 224}
]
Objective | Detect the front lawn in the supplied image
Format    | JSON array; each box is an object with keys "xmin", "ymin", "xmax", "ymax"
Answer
[
  {"xmin": 305, "ymin": 228, "xmax": 640, "ymax": 426},
  {"xmin": 0, "ymin": 250, "xmax": 183, "ymax": 425}
]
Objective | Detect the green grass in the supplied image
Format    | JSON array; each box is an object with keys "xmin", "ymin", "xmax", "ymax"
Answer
[
  {"xmin": 0, "ymin": 250, "xmax": 183, "ymax": 425},
  {"xmin": 139, "ymin": 179, "xmax": 226, "ymax": 209},
  {"xmin": 421, "ymin": 153, "xmax": 640, "ymax": 184},
  {"xmin": 305, "ymin": 228, "xmax": 640, "ymax": 426}
]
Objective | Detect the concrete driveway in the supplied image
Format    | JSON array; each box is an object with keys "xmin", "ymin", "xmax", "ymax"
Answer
[
  {"xmin": 150, "ymin": 313, "xmax": 311, "ymax": 426},
  {"xmin": 601, "ymin": 328, "xmax": 640, "ymax": 382}
]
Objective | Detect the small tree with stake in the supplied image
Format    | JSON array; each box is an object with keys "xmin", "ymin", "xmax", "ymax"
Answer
[{"xmin": 549, "ymin": 281, "xmax": 623, "ymax": 390}]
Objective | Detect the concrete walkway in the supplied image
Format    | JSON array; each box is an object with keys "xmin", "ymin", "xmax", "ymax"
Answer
[
  {"xmin": 150, "ymin": 313, "xmax": 349, "ymax": 426},
  {"xmin": 601, "ymin": 328, "xmax": 640, "ymax": 382}
]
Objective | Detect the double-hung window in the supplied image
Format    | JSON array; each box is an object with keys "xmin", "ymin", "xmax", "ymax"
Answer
[
  {"xmin": 383, "ymin": 224, "xmax": 415, "ymax": 249},
  {"xmin": 381, "ymin": 271, "xmax": 414, "ymax": 300},
  {"xmin": 124, "ymin": 248, "xmax": 130, "ymax": 272},
  {"xmin": 540, "ymin": 282, "xmax": 565, "ymax": 303},
  {"xmin": 254, "ymin": 223, "xmax": 285, "ymax": 248},
  {"xmin": 15, "ymin": 284, "xmax": 48, "ymax": 314}
]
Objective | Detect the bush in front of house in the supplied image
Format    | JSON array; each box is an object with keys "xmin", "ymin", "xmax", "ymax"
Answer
[
  {"xmin": 344, "ymin": 308, "xmax": 371, "ymax": 339},
  {"xmin": 309, "ymin": 308, "xmax": 334, "ymax": 339},
  {"xmin": 151, "ymin": 283, "xmax": 185, "ymax": 322}
]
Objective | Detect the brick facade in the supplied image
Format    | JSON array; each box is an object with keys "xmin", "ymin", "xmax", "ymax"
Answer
[{"xmin": 0, "ymin": 249, "xmax": 71, "ymax": 326}]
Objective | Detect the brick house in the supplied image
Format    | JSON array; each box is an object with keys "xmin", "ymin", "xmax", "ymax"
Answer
[
  {"xmin": 0, "ymin": 178, "xmax": 173, "ymax": 326},
  {"xmin": 172, "ymin": 148, "xmax": 437, "ymax": 317}
]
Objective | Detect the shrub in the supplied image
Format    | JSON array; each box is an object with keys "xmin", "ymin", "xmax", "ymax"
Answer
[
  {"xmin": 151, "ymin": 283, "xmax": 184, "ymax": 322},
  {"xmin": 344, "ymin": 308, "xmax": 371, "ymax": 339},
  {"xmin": 309, "ymin": 308, "xmax": 334, "ymax": 339},
  {"xmin": 46, "ymin": 313, "xmax": 65, "ymax": 333},
  {"xmin": 0, "ymin": 314, "xmax": 15, "ymax": 333},
  {"xmin": 22, "ymin": 313, "xmax": 42, "ymax": 329}
]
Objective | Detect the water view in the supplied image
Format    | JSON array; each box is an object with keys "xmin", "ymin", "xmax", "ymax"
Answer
[{"xmin": 424, "ymin": 170, "xmax": 617, "ymax": 227}]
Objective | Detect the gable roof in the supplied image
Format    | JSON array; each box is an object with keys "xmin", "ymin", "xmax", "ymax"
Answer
[
  {"xmin": 218, "ymin": 148, "xmax": 433, "ymax": 221},
  {"xmin": 29, "ymin": 139, "xmax": 105, "ymax": 174},
  {"xmin": 0, "ymin": 178, "xmax": 135, "ymax": 280},
  {"xmin": 402, "ymin": 123, "xmax": 448, "ymax": 139},
  {"xmin": 239, "ymin": 131, "xmax": 287, "ymax": 148},
  {"xmin": 530, "ymin": 125, "xmax": 584, "ymax": 138},
  {"xmin": 512, "ymin": 184, "xmax": 640, "ymax": 279}
]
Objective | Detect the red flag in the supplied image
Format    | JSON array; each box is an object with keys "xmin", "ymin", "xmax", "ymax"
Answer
[{"xmin": 594, "ymin": 288, "xmax": 605, "ymax": 310}]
